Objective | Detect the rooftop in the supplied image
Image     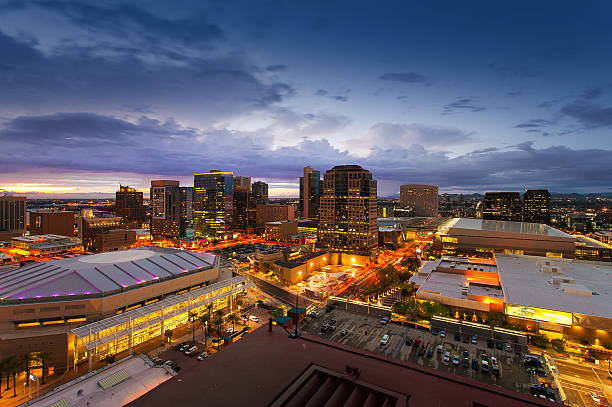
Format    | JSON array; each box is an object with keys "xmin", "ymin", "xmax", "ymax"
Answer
[
  {"xmin": 443, "ymin": 218, "xmax": 574, "ymax": 239},
  {"xmin": 496, "ymin": 254, "xmax": 612, "ymax": 319},
  {"xmin": 127, "ymin": 325, "xmax": 552, "ymax": 407},
  {"xmin": 0, "ymin": 247, "xmax": 217, "ymax": 301}
]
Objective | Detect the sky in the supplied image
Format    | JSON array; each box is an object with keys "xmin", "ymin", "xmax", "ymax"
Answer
[{"xmin": 1, "ymin": 0, "xmax": 612, "ymax": 198}]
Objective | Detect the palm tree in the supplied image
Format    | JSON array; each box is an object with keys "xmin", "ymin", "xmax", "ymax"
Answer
[
  {"xmin": 34, "ymin": 352, "xmax": 52, "ymax": 385},
  {"xmin": 199, "ymin": 314, "xmax": 209, "ymax": 346},
  {"xmin": 20, "ymin": 354, "xmax": 31, "ymax": 388},
  {"xmin": 5, "ymin": 357, "xmax": 20, "ymax": 397},
  {"xmin": 271, "ymin": 306, "xmax": 284, "ymax": 318},
  {"xmin": 188, "ymin": 312, "xmax": 197, "ymax": 342},
  {"xmin": 213, "ymin": 310, "xmax": 224, "ymax": 350},
  {"xmin": 0, "ymin": 359, "xmax": 6, "ymax": 398},
  {"xmin": 3, "ymin": 358, "xmax": 10, "ymax": 392},
  {"xmin": 206, "ymin": 304, "xmax": 214, "ymax": 339},
  {"xmin": 227, "ymin": 314, "xmax": 240, "ymax": 332}
]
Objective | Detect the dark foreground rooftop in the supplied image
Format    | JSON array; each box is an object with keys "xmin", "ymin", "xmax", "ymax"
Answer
[{"xmin": 128, "ymin": 324, "xmax": 553, "ymax": 407}]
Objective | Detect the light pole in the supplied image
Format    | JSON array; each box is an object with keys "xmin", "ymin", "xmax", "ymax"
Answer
[{"xmin": 28, "ymin": 374, "xmax": 39, "ymax": 398}]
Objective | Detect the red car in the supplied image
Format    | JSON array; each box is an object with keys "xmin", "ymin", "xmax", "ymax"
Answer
[
  {"xmin": 414, "ymin": 338, "xmax": 422, "ymax": 347},
  {"xmin": 463, "ymin": 334, "xmax": 469, "ymax": 343}
]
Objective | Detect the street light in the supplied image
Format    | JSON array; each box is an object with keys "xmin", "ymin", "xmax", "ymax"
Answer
[{"xmin": 28, "ymin": 373, "xmax": 39, "ymax": 398}]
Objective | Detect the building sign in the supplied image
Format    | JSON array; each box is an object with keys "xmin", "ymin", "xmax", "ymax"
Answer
[{"xmin": 506, "ymin": 304, "xmax": 573, "ymax": 326}]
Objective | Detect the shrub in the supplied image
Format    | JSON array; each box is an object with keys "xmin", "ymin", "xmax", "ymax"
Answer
[{"xmin": 550, "ymin": 338, "xmax": 566, "ymax": 353}]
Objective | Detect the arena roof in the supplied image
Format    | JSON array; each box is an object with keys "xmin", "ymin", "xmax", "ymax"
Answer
[
  {"xmin": 0, "ymin": 247, "xmax": 216, "ymax": 301},
  {"xmin": 443, "ymin": 218, "xmax": 573, "ymax": 238}
]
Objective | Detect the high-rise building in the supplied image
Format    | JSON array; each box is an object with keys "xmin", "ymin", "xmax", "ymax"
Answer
[
  {"xmin": 150, "ymin": 180, "xmax": 193, "ymax": 238},
  {"xmin": 318, "ymin": 165, "xmax": 378, "ymax": 251},
  {"xmin": 79, "ymin": 215, "xmax": 123, "ymax": 251},
  {"xmin": 256, "ymin": 204, "xmax": 295, "ymax": 232},
  {"xmin": 523, "ymin": 189, "xmax": 551, "ymax": 224},
  {"xmin": 194, "ymin": 170, "xmax": 233, "ymax": 238},
  {"xmin": 115, "ymin": 185, "xmax": 145, "ymax": 225},
  {"xmin": 399, "ymin": 184, "xmax": 439, "ymax": 217},
  {"xmin": 252, "ymin": 181, "xmax": 269, "ymax": 204},
  {"xmin": 0, "ymin": 195, "xmax": 26, "ymax": 240},
  {"xmin": 299, "ymin": 166, "xmax": 321, "ymax": 219},
  {"xmin": 233, "ymin": 176, "xmax": 256, "ymax": 234},
  {"xmin": 482, "ymin": 192, "xmax": 522, "ymax": 222},
  {"xmin": 29, "ymin": 210, "xmax": 75, "ymax": 236}
]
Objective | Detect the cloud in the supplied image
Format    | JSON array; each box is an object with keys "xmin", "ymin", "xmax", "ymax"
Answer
[
  {"xmin": 265, "ymin": 64, "xmax": 288, "ymax": 72},
  {"xmin": 441, "ymin": 97, "xmax": 486, "ymax": 115},
  {"xmin": 560, "ymin": 101, "xmax": 612, "ymax": 128},
  {"xmin": 314, "ymin": 89, "xmax": 349, "ymax": 102},
  {"xmin": 379, "ymin": 72, "xmax": 432, "ymax": 86},
  {"xmin": 514, "ymin": 119, "xmax": 554, "ymax": 129}
]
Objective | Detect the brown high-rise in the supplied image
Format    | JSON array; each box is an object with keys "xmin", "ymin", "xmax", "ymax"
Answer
[
  {"xmin": 299, "ymin": 166, "xmax": 321, "ymax": 219},
  {"xmin": 318, "ymin": 165, "xmax": 378, "ymax": 251},
  {"xmin": 115, "ymin": 185, "xmax": 145, "ymax": 225},
  {"xmin": 0, "ymin": 195, "xmax": 26, "ymax": 240},
  {"xmin": 399, "ymin": 184, "xmax": 439, "ymax": 217},
  {"xmin": 29, "ymin": 210, "xmax": 75, "ymax": 236}
]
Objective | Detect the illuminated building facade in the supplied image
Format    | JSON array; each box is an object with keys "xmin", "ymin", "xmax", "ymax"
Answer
[
  {"xmin": 318, "ymin": 165, "xmax": 378, "ymax": 252},
  {"xmin": 252, "ymin": 181, "xmax": 269, "ymax": 204},
  {"xmin": 273, "ymin": 251, "xmax": 371, "ymax": 285},
  {"xmin": 0, "ymin": 247, "xmax": 252, "ymax": 373},
  {"xmin": 265, "ymin": 220, "xmax": 297, "ymax": 241},
  {"xmin": 232, "ymin": 176, "xmax": 256, "ymax": 234},
  {"xmin": 115, "ymin": 185, "xmax": 146, "ymax": 225},
  {"xmin": 399, "ymin": 184, "xmax": 439, "ymax": 217},
  {"xmin": 256, "ymin": 204, "xmax": 295, "ymax": 233},
  {"xmin": 523, "ymin": 189, "xmax": 551, "ymax": 224},
  {"xmin": 482, "ymin": 192, "xmax": 522, "ymax": 221},
  {"xmin": 299, "ymin": 166, "xmax": 321, "ymax": 219},
  {"xmin": 194, "ymin": 170, "xmax": 233, "ymax": 238},
  {"xmin": 79, "ymin": 216, "xmax": 123, "ymax": 251},
  {"xmin": 11, "ymin": 234, "xmax": 80, "ymax": 256},
  {"xmin": 95, "ymin": 229, "xmax": 137, "ymax": 252},
  {"xmin": 0, "ymin": 195, "xmax": 26, "ymax": 240},
  {"xmin": 29, "ymin": 210, "xmax": 75, "ymax": 237},
  {"xmin": 150, "ymin": 180, "xmax": 193, "ymax": 238}
]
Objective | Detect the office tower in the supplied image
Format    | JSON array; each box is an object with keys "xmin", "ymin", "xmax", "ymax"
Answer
[
  {"xmin": 252, "ymin": 181, "xmax": 269, "ymax": 204},
  {"xmin": 180, "ymin": 187, "xmax": 194, "ymax": 221},
  {"xmin": 523, "ymin": 189, "xmax": 551, "ymax": 224},
  {"xmin": 115, "ymin": 185, "xmax": 145, "ymax": 225},
  {"xmin": 29, "ymin": 210, "xmax": 75, "ymax": 236},
  {"xmin": 482, "ymin": 192, "xmax": 522, "ymax": 221},
  {"xmin": 79, "ymin": 215, "xmax": 123, "ymax": 251},
  {"xmin": 0, "ymin": 195, "xmax": 26, "ymax": 240},
  {"xmin": 399, "ymin": 184, "xmax": 439, "ymax": 217},
  {"xmin": 194, "ymin": 170, "xmax": 234, "ymax": 238},
  {"xmin": 318, "ymin": 165, "xmax": 378, "ymax": 251},
  {"xmin": 256, "ymin": 204, "xmax": 295, "ymax": 232},
  {"xmin": 299, "ymin": 166, "xmax": 321, "ymax": 219},
  {"xmin": 150, "ymin": 180, "xmax": 187, "ymax": 238},
  {"xmin": 233, "ymin": 176, "xmax": 256, "ymax": 234}
]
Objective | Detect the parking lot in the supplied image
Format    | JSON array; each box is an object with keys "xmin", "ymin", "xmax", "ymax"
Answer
[{"xmin": 302, "ymin": 310, "xmax": 544, "ymax": 398}]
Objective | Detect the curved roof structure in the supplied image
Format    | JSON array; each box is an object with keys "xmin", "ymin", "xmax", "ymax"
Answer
[{"xmin": 0, "ymin": 247, "xmax": 216, "ymax": 301}]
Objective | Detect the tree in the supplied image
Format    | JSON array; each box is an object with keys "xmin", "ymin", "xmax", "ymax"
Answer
[
  {"xmin": 551, "ymin": 339, "xmax": 566, "ymax": 353},
  {"xmin": 20, "ymin": 354, "xmax": 31, "ymax": 388},
  {"xmin": 199, "ymin": 315, "xmax": 209, "ymax": 346},
  {"xmin": 0, "ymin": 359, "xmax": 5, "ymax": 398},
  {"xmin": 189, "ymin": 312, "xmax": 197, "ymax": 342},
  {"xmin": 5, "ymin": 357, "xmax": 19, "ymax": 397},
  {"xmin": 256, "ymin": 300, "xmax": 264, "ymax": 308},
  {"xmin": 227, "ymin": 314, "xmax": 241, "ymax": 332},
  {"xmin": 213, "ymin": 310, "xmax": 224, "ymax": 350},
  {"xmin": 34, "ymin": 351, "xmax": 52, "ymax": 385},
  {"xmin": 271, "ymin": 306, "xmax": 285, "ymax": 318},
  {"xmin": 486, "ymin": 312, "xmax": 505, "ymax": 328}
]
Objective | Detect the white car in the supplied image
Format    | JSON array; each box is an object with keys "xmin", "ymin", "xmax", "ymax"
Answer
[
  {"xmin": 452, "ymin": 355, "xmax": 460, "ymax": 365},
  {"xmin": 436, "ymin": 344, "xmax": 443, "ymax": 353},
  {"xmin": 381, "ymin": 334, "xmax": 390, "ymax": 345},
  {"xmin": 226, "ymin": 328, "xmax": 235, "ymax": 334},
  {"xmin": 590, "ymin": 393, "xmax": 601, "ymax": 403},
  {"xmin": 249, "ymin": 315, "xmax": 259, "ymax": 322},
  {"xmin": 440, "ymin": 330, "xmax": 446, "ymax": 338},
  {"xmin": 443, "ymin": 351, "xmax": 451, "ymax": 363}
]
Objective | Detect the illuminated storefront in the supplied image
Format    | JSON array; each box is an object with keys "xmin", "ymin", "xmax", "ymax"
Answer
[
  {"xmin": 72, "ymin": 276, "xmax": 253, "ymax": 371},
  {"xmin": 505, "ymin": 304, "xmax": 573, "ymax": 326}
]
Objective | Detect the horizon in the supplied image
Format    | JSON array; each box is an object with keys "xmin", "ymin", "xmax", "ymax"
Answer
[{"xmin": 2, "ymin": 1, "xmax": 612, "ymax": 196}]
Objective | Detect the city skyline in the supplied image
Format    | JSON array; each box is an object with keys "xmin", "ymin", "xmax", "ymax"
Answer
[{"xmin": 2, "ymin": 1, "xmax": 612, "ymax": 197}]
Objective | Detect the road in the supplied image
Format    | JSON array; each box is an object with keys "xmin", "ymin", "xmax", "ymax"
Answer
[
  {"xmin": 554, "ymin": 358, "xmax": 611, "ymax": 406},
  {"xmin": 244, "ymin": 273, "xmax": 318, "ymax": 308}
]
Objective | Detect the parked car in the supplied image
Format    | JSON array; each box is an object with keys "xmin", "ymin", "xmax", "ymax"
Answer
[
  {"xmin": 197, "ymin": 352, "xmax": 209, "ymax": 361},
  {"xmin": 452, "ymin": 354, "xmax": 460, "ymax": 365},
  {"xmin": 320, "ymin": 324, "xmax": 328, "ymax": 333},
  {"xmin": 504, "ymin": 342, "xmax": 513, "ymax": 352},
  {"xmin": 329, "ymin": 319, "xmax": 337, "ymax": 326},
  {"xmin": 406, "ymin": 337, "xmax": 413, "ymax": 346},
  {"xmin": 495, "ymin": 341, "xmax": 504, "ymax": 350},
  {"xmin": 340, "ymin": 328, "xmax": 348, "ymax": 336},
  {"xmin": 179, "ymin": 344, "xmax": 191, "ymax": 352},
  {"xmin": 436, "ymin": 344, "xmax": 443, "ymax": 353},
  {"xmin": 590, "ymin": 392, "xmax": 601, "ymax": 404},
  {"xmin": 414, "ymin": 338, "xmax": 422, "ymax": 347},
  {"xmin": 328, "ymin": 325, "xmax": 336, "ymax": 332},
  {"xmin": 481, "ymin": 353, "xmax": 488, "ymax": 363},
  {"xmin": 307, "ymin": 311, "xmax": 319, "ymax": 318},
  {"xmin": 472, "ymin": 359, "xmax": 479, "ymax": 370},
  {"xmin": 524, "ymin": 355, "xmax": 543, "ymax": 368},
  {"xmin": 418, "ymin": 346, "xmax": 426, "ymax": 356},
  {"xmin": 380, "ymin": 316, "xmax": 390, "ymax": 325},
  {"xmin": 515, "ymin": 344, "xmax": 522, "ymax": 354},
  {"xmin": 184, "ymin": 346, "xmax": 198, "ymax": 356},
  {"xmin": 226, "ymin": 328, "xmax": 235, "ymax": 334},
  {"xmin": 482, "ymin": 360, "xmax": 489, "ymax": 373},
  {"xmin": 463, "ymin": 334, "xmax": 469, "ymax": 343},
  {"xmin": 381, "ymin": 334, "xmax": 390, "ymax": 345},
  {"xmin": 173, "ymin": 342, "xmax": 188, "ymax": 351},
  {"xmin": 427, "ymin": 348, "xmax": 433, "ymax": 357},
  {"xmin": 240, "ymin": 315, "xmax": 248, "ymax": 322},
  {"xmin": 471, "ymin": 335, "xmax": 478, "ymax": 344},
  {"xmin": 492, "ymin": 364, "xmax": 500, "ymax": 376},
  {"xmin": 487, "ymin": 338, "xmax": 494, "ymax": 348},
  {"xmin": 440, "ymin": 330, "xmax": 446, "ymax": 338},
  {"xmin": 455, "ymin": 332, "xmax": 461, "ymax": 341},
  {"xmin": 443, "ymin": 351, "xmax": 451, "ymax": 363},
  {"xmin": 151, "ymin": 357, "xmax": 164, "ymax": 365},
  {"xmin": 462, "ymin": 354, "xmax": 469, "ymax": 368},
  {"xmin": 249, "ymin": 315, "xmax": 260, "ymax": 322},
  {"xmin": 431, "ymin": 328, "xmax": 439, "ymax": 336}
]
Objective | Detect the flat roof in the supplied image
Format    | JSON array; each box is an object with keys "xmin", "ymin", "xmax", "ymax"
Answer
[
  {"xmin": 127, "ymin": 325, "xmax": 552, "ymax": 407},
  {"xmin": 0, "ymin": 247, "xmax": 217, "ymax": 301},
  {"xmin": 444, "ymin": 218, "xmax": 573, "ymax": 238},
  {"xmin": 496, "ymin": 254, "xmax": 612, "ymax": 319}
]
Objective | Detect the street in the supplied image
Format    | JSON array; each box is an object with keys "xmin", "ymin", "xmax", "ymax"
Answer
[{"xmin": 554, "ymin": 358, "xmax": 611, "ymax": 407}]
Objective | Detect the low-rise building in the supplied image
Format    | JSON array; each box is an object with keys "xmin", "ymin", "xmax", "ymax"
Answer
[
  {"xmin": 265, "ymin": 220, "xmax": 297, "ymax": 241},
  {"xmin": 11, "ymin": 234, "xmax": 81, "ymax": 256},
  {"xmin": 273, "ymin": 251, "xmax": 371, "ymax": 285},
  {"xmin": 95, "ymin": 229, "xmax": 137, "ymax": 252}
]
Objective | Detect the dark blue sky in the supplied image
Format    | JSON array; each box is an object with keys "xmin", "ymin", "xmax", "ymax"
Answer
[{"xmin": 1, "ymin": 0, "xmax": 612, "ymax": 197}]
